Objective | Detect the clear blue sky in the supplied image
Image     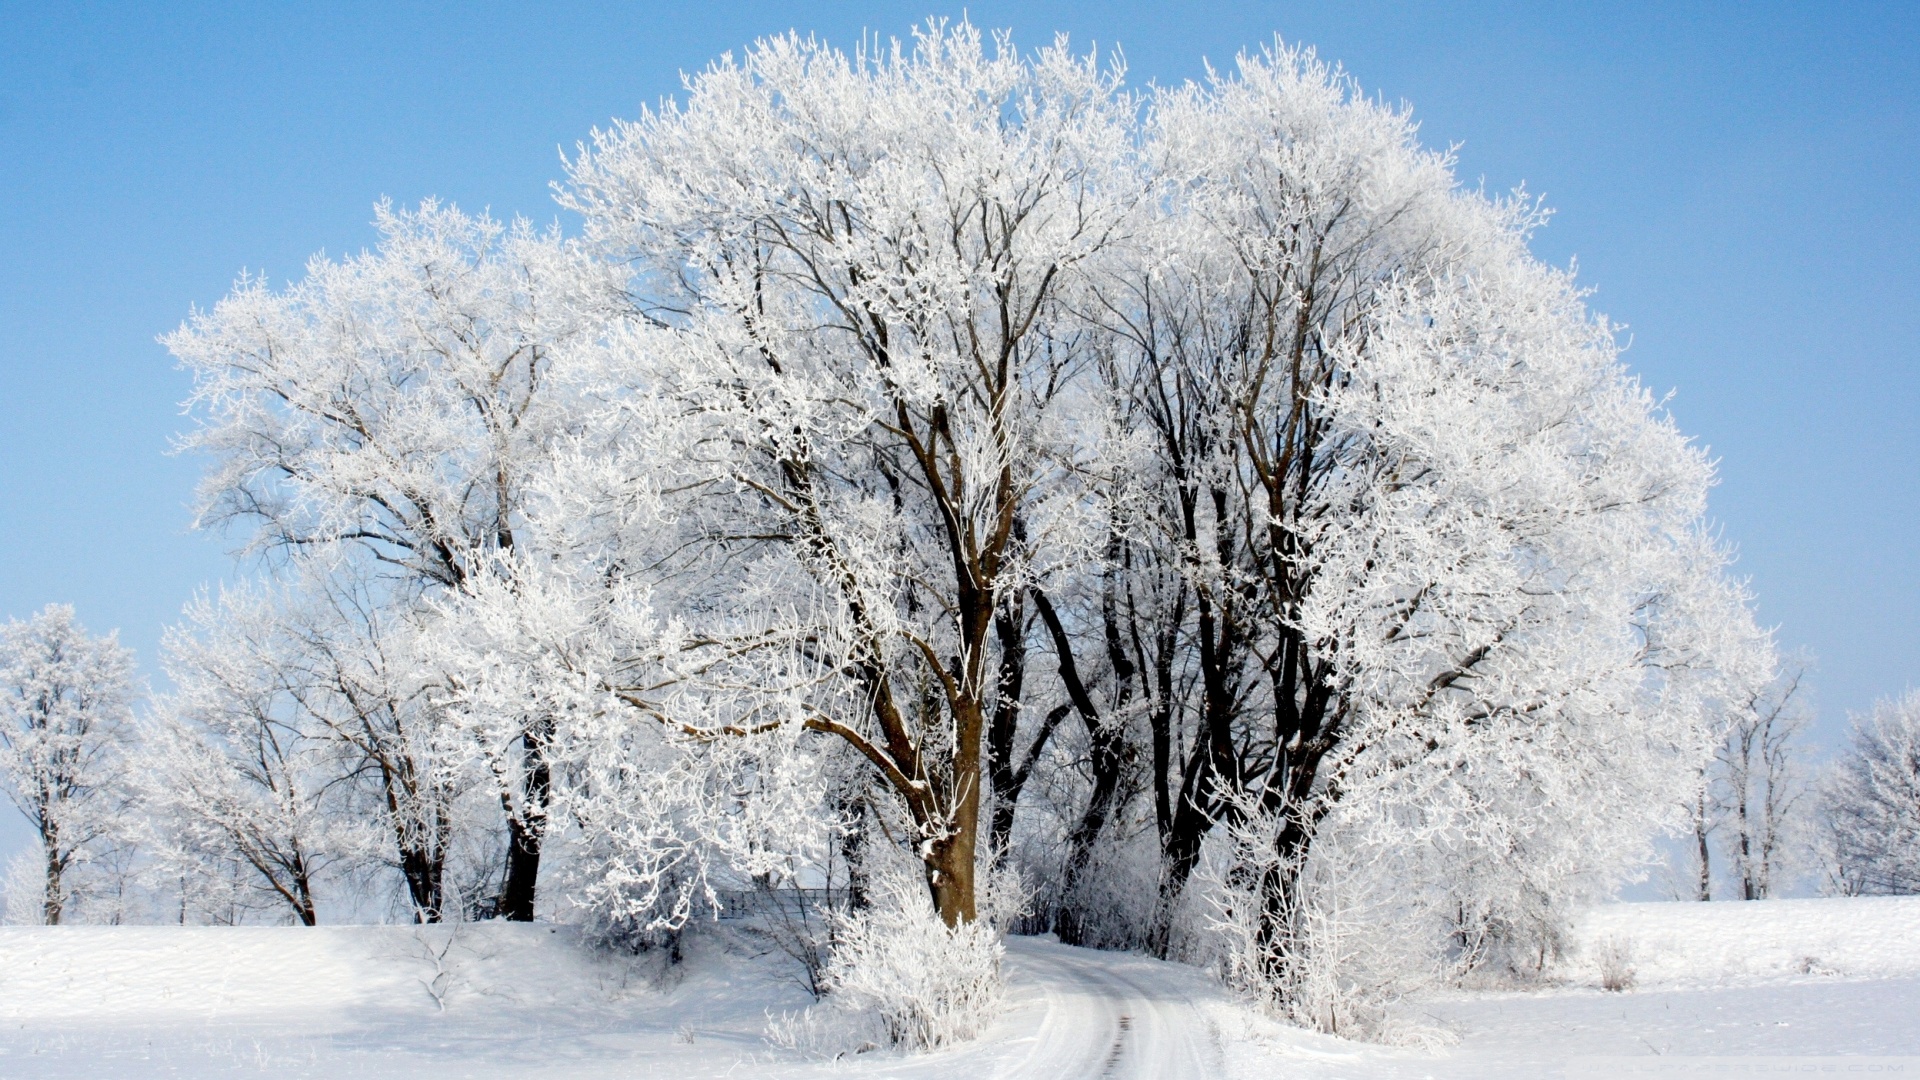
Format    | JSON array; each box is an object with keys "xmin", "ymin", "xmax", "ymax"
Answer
[{"xmin": 2, "ymin": 2, "xmax": 1915, "ymax": 762}]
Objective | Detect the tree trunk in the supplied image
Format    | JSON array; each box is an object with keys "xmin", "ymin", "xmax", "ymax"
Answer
[
  {"xmin": 1738, "ymin": 801, "xmax": 1757, "ymax": 901},
  {"xmin": 1146, "ymin": 591, "xmax": 1181, "ymax": 853},
  {"xmin": 292, "ymin": 852, "xmax": 318, "ymax": 926},
  {"xmin": 42, "ymin": 847, "xmax": 64, "ymax": 926},
  {"xmin": 401, "ymin": 846, "xmax": 445, "ymax": 923},
  {"xmin": 497, "ymin": 717, "xmax": 552, "ymax": 921},
  {"xmin": 1152, "ymin": 742, "xmax": 1221, "ymax": 955},
  {"xmin": 926, "ymin": 816, "xmax": 979, "ymax": 927},
  {"xmin": 841, "ymin": 794, "xmax": 870, "ymax": 913},
  {"xmin": 1054, "ymin": 731, "xmax": 1123, "ymax": 945},
  {"xmin": 1150, "ymin": 586, "xmax": 1245, "ymax": 954},
  {"xmin": 1036, "ymin": 581, "xmax": 1134, "ymax": 946},
  {"xmin": 1694, "ymin": 789, "xmax": 1713, "ymax": 901},
  {"xmin": 1251, "ymin": 814, "xmax": 1314, "ymax": 986},
  {"xmin": 986, "ymin": 598, "xmax": 1029, "ymax": 864}
]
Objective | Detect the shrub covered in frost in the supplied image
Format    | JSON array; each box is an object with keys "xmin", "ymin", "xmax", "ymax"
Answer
[
  {"xmin": 770, "ymin": 873, "xmax": 1004, "ymax": 1055},
  {"xmin": 825, "ymin": 878, "xmax": 1004, "ymax": 1050}
]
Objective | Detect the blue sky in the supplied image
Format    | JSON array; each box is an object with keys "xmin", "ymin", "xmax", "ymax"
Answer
[{"xmin": 1, "ymin": 0, "xmax": 1915, "ymax": 777}]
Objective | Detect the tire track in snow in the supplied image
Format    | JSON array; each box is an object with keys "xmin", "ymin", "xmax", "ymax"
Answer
[
  {"xmin": 988, "ymin": 937, "xmax": 1223, "ymax": 1080},
  {"xmin": 823, "ymin": 936, "xmax": 1226, "ymax": 1080}
]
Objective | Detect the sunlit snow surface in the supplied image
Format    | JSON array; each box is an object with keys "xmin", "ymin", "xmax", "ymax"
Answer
[{"xmin": 0, "ymin": 897, "xmax": 1915, "ymax": 1078}]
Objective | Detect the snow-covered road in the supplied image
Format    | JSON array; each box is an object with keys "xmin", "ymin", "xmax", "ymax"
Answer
[
  {"xmin": 861, "ymin": 937, "xmax": 1229, "ymax": 1080},
  {"xmin": 1002, "ymin": 939, "xmax": 1224, "ymax": 1079}
]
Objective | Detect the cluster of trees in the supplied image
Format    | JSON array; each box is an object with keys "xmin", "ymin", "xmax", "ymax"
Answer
[
  {"xmin": 1669, "ymin": 659, "xmax": 1920, "ymax": 905},
  {"xmin": 1678, "ymin": 660, "xmax": 1815, "ymax": 902},
  {"xmin": 0, "ymin": 24, "xmax": 1911, "ymax": 1034}
]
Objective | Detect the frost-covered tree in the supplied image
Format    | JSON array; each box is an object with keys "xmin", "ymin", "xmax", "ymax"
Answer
[
  {"xmin": 433, "ymin": 570, "xmax": 841, "ymax": 942},
  {"xmin": 166, "ymin": 201, "xmax": 616, "ymax": 920},
  {"xmin": 1052, "ymin": 46, "xmax": 1772, "ymax": 1018},
  {"xmin": 285, "ymin": 575, "xmax": 488, "ymax": 922},
  {"xmin": 441, "ymin": 32, "xmax": 1765, "ymax": 976},
  {"xmin": 1197, "ymin": 256, "xmax": 1764, "ymax": 1018},
  {"xmin": 136, "ymin": 588, "xmax": 369, "ymax": 925},
  {"xmin": 549, "ymin": 23, "xmax": 1134, "ymax": 926},
  {"xmin": 138, "ymin": 575, "xmax": 492, "ymax": 925},
  {"xmin": 0, "ymin": 604, "xmax": 138, "ymax": 924},
  {"xmin": 1709, "ymin": 661, "xmax": 1812, "ymax": 900},
  {"xmin": 1823, "ymin": 690, "xmax": 1920, "ymax": 895}
]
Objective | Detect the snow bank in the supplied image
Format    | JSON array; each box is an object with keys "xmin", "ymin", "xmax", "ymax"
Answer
[
  {"xmin": 0, "ymin": 923, "xmax": 828, "ymax": 1079},
  {"xmin": 1565, "ymin": 896, "xmax": 1920, "ymax": 988},
  {"xmin": 0, "ymin": 923, "xmax": 645, "ymax": 1022}
]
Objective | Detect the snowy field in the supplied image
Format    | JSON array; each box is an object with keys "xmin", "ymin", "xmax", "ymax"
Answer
[{"xmin": 0, "ymin": 897, "xmax": 1915, "ymax": 1079}]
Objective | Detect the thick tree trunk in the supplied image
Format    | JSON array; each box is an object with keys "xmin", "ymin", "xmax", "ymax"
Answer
[
  {"xmin": 37, "ymin": 807, "xmax": 68, "ymax": 926},
  {"xmin": 926, "ymin": 807, "xmax": 979, "ymax": 927},
  {"xmin": 498, "ymin": 813, "xmax": 544, "ymax": 921},
  {"xmin": 497, "ymin": 718, "xmax": 552, "ymax": 922},
  {"xmin": 986, "ymin": 598, "xmax": 1029, "ymax": 864}
]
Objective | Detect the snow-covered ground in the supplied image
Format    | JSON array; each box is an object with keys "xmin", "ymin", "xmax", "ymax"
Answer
[
  {"xmin": 1231, "ymin": 896, "xmax": 1920, "ymax": 1079},
  {"xmin": 0, "ymin": 897, "xmax": 1914, "ymax": 1078},
  {"xmin": 1568, "ymin": 895, "xmax": 1920, "ymax": 986}
]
